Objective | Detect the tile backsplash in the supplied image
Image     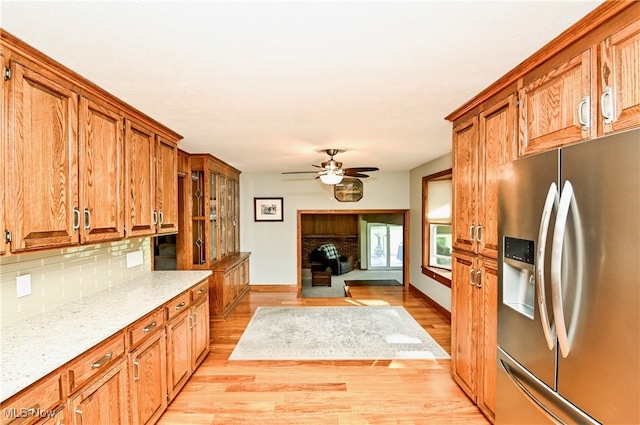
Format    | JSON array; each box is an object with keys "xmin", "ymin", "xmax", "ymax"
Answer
[{"xmin": 0, "ymin": 238, "xmax": 151, "ymax": 326}]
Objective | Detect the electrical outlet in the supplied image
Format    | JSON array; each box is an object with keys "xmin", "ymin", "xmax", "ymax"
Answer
[
  {"xmin": 16, "ymin": 274, "xmax": 32, "ymax": 298},
  {"xmin": 127, "ymin": 250, "xmax": 144, "ymax": 268}
]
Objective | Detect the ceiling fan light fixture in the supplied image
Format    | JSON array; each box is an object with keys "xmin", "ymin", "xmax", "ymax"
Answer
[{"xmin": 319, "ymin": 172, "xmax": 344, "ymax": 185}]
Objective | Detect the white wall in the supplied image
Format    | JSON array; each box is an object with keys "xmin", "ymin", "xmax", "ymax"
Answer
[
  {"xmin": 409, "ymin": 152, "xmax": 452, "ymax": 312},
  {"xmin": 240, "ymin": 171, "xmax": 410, "ymax": 284}
]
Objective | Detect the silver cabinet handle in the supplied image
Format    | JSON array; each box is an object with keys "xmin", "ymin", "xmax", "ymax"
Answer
[
  {"xmin": 551, "ymin": 180, "xmax": 575, "ymax": 358},
  {"xmin": 175, "ymin": 302, "xmax": 186, "ymax": 310},
  {"xmin": 75, "ymin": 409, "xmax": 85, "ymax": 425},
  {"xmin": 152, "ymin": 211, "xmax": 158, "ymax": 226},
  {"xmin": 188, "ymin": 315, "xmax": 194, "ymax": 330},
  {"xmin": 469, "ymin": 268, "xmax": 475, "ymax": 286},
  {"xmin": 192, "ymin": 312, "xmax": 197, "ymax": 327},
  {"xmin": 91, "ymin": 351, "xmax": 113, "ymax": 369},
  {"xmin": 143, "ymin": 321, "xmax": 157, "ymax": 333},
  {"xmin": 159, "ymin": 211, "xmax": 164, "ymax": 225},
  {"xmin": 475, "ymin": 270, "xmax": 482, "ymax": 289},
  {"xmin": 73, "ymin": 207, "xmax": 81, "ymax": 232},
  {"xmin": 537, "ymin": 183, "xmax": 558, "ymax": 350},
  {"xmin": 578, "ymin": 95, "xmax": 590, "ymax": 130},
  {"xmin": 601, "ymin": 86, "xmax": 613, "ymax": 124},
  {"xmin": 84, "ymin": 208, "xmax": 91, "ymax": 231},
  {"xmin": 133, "ymin": 359, "xmax": 140, "ymax": 381},
  {"xmin": 197, "ymin": 287, "xmax": 206, "ymax": 295},
  {"xmin": 469, "ymin": 224, "xmax": 475, "ymax": 241},
  {"xmin": 476, "ymin": 223, "xmax": 482, "ymax": 243}
]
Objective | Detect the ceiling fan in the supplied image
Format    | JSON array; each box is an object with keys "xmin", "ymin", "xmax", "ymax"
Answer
[{"xmin": 282, "ymin": 149, "xmax": 379, "ymax": 185}]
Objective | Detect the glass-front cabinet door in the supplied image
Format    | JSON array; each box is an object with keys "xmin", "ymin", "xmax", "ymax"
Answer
[
  {"xmin": 234, "ymin": 180, "xmax": 240, "ymax": 252},
  {"xmin": 191, "ymin": 170, "xmax": 205, "ymax": 266},
  {"xmin": 227, "ymin": 178, "xmax": 234, "ymax": 256},
  {"xmin": 209, "ymin": 172, "xmax": 218, "ymax": 263},
  {"xmin": 219, "ymin": 175, "xmax": 227, "ymax": 257}
]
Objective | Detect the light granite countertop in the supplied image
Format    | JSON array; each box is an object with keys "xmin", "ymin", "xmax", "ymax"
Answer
[{"xmin": 0, "ymin": 270, "xmax": 212, "ymax": 402}]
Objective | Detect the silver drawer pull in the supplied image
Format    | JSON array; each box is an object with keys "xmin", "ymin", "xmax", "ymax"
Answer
[
  {"xmin": 175, "ymin": 302, "xmax": 186, "ymax": 310},
  {"xmin": 142, "ymin": 321, "xmax": 157, "ymax": 333},
  {"xmin": 197, "ymin": 287, "xmax": 206, "ymax": 295},
  {"xmin": 91, "ymin": 352, "xmax": 113, "ymax": 369}
]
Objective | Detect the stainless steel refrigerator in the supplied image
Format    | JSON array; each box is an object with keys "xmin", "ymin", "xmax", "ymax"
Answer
[{"xmin": 496, "ymin": 129, "xmax": 639, "ymax": 424}]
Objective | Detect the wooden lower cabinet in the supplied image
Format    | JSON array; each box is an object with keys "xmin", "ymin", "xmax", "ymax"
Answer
[
  {"xmin": 211, "ymin": 253, "xmax": 250, "ymax": 320},
  {"xmin": 69, "ymin": 359, "xmax": 128, "ymax": 425},
  {"xmin": 191, "ymin": 294, "xmax": 210, "ymax": 371},
  {"xmin": 166, "ymin": 309, "xmax": 191, "ymax": 402},
  {"xmin": 451, "ymin": 251, "xmax": 498, "ymax": 422},
  {"xmin": 129, "ymin": 331, "xmax": 167, "ymax": 425},
  {"xmin": 2, "ymin": 279, "xmax": 210, "ymax": 425}
]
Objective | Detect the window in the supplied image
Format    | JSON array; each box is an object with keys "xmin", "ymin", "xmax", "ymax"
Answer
[{"xmin": 422, "ymin": 169, "xmax": 452, "ymax": 285}]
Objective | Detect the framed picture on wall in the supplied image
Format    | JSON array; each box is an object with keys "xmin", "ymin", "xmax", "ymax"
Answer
[
  {"xmin": 254, "ymin": 197, "xmax": 284, "ymax": 222},
  {"xmin": 334, "ymin": 178, "xmax": 363, "ymax": 202}
]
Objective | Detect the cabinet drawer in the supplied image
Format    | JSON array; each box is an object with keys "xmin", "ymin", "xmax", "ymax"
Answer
[
  {"xmin": 128, "ymin": 308, "xmax": 164, "ymax": 349},
  {"xmin": 67, "ymin": 332, "xmax": 125, "ymax": 393},
  {"xmin": 0, "ymin": 372, "xmax": 63, "ymax": 425},
  {"xmin": 166, "ymin": 291, "xmax": 190, "ymax": 322},
  {"xmin": 190, "ymin": 279, "xmax": 208, "ymax": 303}
]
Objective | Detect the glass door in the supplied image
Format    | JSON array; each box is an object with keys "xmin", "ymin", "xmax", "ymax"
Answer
[
  {"xmin": 367, "ymin": 223, "xmax": 403, "ymax": 269},
  {"xmin": 209, "ymin": 172, "xmax": 218, "ymax": 262},
  {"xmin": 191, "ymin": 170, "xmax": 205, "ymax": 266}
]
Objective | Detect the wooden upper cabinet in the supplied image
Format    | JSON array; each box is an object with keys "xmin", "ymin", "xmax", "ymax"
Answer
[
  {"xmin": 156, "ymin": 137, "xmax": 178, "ymax": 234},
  {"xmin": 478, "ymin": 94, "xmax": 517, "ymax": 259},
  {"xmin": 600, "ymin": 19, "xmax": 640, "ymax": 135},
  {"xmin": 452, "ymin": 117, "xmax": 478, "ymax": 253},
  {"xmin": 79, "ymin": 97, "xmax": 125, "ymax": 243},
  {"xmin": 6, "ymin": 61, "xmax": 80, "ymax": 252},
  {"xmin": 519, "ymin": 49, "xmax": 595, "ymax": 156},
  {"xmin": 1, "ymin": 54, "xmax": 5, "ymax": 256},
  {"xmin": 125, "ymin": 119, "xmax": 156, "ymax": 237}
]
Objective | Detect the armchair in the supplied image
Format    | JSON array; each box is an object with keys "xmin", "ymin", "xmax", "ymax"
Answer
[{"xmin": 309, "ymin": 243, "xmax": 353, "ymax": 276}]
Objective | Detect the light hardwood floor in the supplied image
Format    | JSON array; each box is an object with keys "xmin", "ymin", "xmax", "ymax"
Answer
[{"xmin": 158, "ymin": 285, "xmax": 490, "ymax": 425}]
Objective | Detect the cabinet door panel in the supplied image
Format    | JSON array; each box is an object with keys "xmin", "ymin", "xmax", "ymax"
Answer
[
  {"xmin": 70, "ymin": 360, "xmax": 128, "ymax": 425},
  {"xmin": 79, "ymin": 97, "xmax": 124, "ymax": 243},
  {"xmin": 478, "ymin": 260, "xmax": 498, "ymax": 421},
  {"xmin": 8, "ymin": 61, "xmax": 79, "ymax": 251},
  {"xmin": 166, "ymin": 310, "xmax": 191, "ymax": 402},
  {"xmin": 478, "ymin": 95, "xmax": 517, "ymax": 259},
  {"xmin": 125, "ymin": 120, "xmax": 155, "ymax": 237},
  {"xmin": 156, "ymin": 138, "xmax": 178, "ymax": 234},
  {"xmin": 1, "ymin": 54, "xmax": 5, "ymax": 255},
  {"xmin": 600, "ymin": 19, "xmax": 640, "ymax": 134},
  {"xmin": 130, "ymin": 332, "xmax": 167, "ymax": 425},
  {"xmin": 520, "ymin": 50, "xmax": 594, "ymax": 155},
  {"xmin": 451, "ymin": 252, "xmax": 477, "ymax": 401},
  {"xmin": 452, "ymin": 117, "xmax": 478, "ymax": 253},
  {"xmin": 191, "ymin": 295, "xmax": 210, "ymax": 370}
]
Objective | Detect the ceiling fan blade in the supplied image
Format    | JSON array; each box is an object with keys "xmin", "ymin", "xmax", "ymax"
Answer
[
  {"xmin": 343, "ymin": 171, "xmax": 370, "ymax": 178},
  {"xmin": 281, "ymin": 171, "xmax": 321, "ymax": 174},
  {"xmin": 343, "ymin": 167, "xmax": 379, "ymax": 173},
  {"xmin": 311, "ymin": 164, "xmax": 324, "ymax": 169}
]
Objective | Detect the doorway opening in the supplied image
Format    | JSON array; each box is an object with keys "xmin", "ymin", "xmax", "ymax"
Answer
[{"xmin": 298, "ymin": 209, "xmax": 410, "ymax": 297}]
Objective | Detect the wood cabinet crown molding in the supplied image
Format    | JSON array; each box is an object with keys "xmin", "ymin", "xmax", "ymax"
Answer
[
  {"xmin": 445, "ymin": 1, "xmax": 636, "ymax": 122},
  {"xmin": 0, "ymin": 29, "xmax": 182, "ymax": 142}
]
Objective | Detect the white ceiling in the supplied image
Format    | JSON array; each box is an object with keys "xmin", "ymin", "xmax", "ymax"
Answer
[{"xmin": 1, "ymin": 1, "xmax": 603, "ymax": 174}]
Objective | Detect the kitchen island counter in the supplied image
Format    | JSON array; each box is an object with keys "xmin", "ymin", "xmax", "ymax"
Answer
[{"xmin": 0, "ymin": 270, "xmax": 212, "ymax": 401}]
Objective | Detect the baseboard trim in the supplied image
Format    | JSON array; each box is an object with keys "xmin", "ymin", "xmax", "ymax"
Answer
[
  {"xmin": 250, "ymin": 284, "xmax": 298, "ymax": 292},
  {"xmin": 408, "ymin": 284, "xmax": 451, "ymax": 322}
]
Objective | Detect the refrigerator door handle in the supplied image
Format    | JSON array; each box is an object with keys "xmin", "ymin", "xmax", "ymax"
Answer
[
  {"xmin": 499, "ymin": 359, "xmax": 565, "ymax": 424},
  {"xmin": 537, "ymin": 182, "xmax": 558, "ymax": 350},
  {"xmin": 551, "ymin": 180, "xmax": 574, "ymax": 358}
]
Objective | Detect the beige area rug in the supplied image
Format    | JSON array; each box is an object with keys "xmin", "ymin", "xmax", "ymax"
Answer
[{"xmin": 229, "ymin": 306, "xmax": 450, "ymax": 360}]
